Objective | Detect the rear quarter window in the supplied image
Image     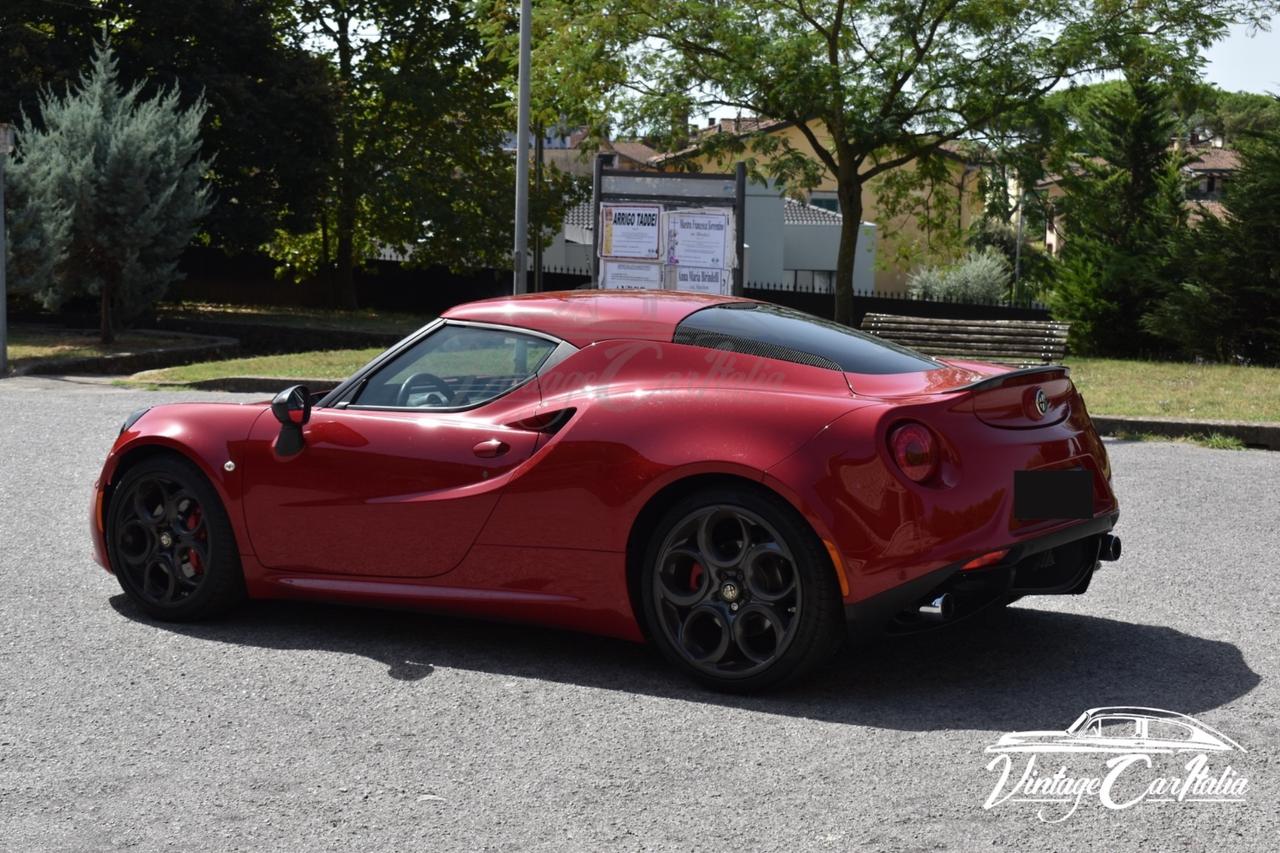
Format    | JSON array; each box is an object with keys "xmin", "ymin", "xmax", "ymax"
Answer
[{"xmin": 674, "ymin": 303, "xmax": 938, "ymax": 375}]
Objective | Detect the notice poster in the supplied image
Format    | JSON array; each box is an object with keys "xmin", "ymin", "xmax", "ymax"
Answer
[
  {"xmin": 601, "ymin": 260, "xmax": 663, "ymax": 290},
  {"xmin": 599, "ymin": 204, "xmax": 662, "ymax": 260},
  {"xmin": 665, "ymin": 209, "xmax": 731, "ymax": 268},
  {"xmin": 670, "ymin": 266, "xmax": 730, "ymax": 295}
]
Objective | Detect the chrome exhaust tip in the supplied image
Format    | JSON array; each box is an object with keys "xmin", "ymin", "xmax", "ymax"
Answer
[
  {"xmin": 1099, "ymin": 534, "xmax": 1122, "ymax": 562},
  {"xmin": 918, "ymin": 593, "xmax": 954, "ymax": 621}
]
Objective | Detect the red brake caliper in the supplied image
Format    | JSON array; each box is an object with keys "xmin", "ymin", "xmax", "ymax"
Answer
[{"xmin": 185, "ymin": 507, "xmax": 204, "ymax": 575}]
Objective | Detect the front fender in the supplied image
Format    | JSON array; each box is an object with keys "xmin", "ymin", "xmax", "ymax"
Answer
[{"xmin": 94, "ymin": 402, "xmax": 271, "ymax": 562}]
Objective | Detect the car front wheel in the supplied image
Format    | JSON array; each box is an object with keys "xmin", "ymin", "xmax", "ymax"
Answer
[{"xmin": 106, "ymin": 454, "xmax": 245, "ymax": 621}]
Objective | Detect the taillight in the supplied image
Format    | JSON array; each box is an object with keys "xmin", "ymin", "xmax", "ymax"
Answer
[{"xmin": 888, "ymin": 421, "xmax": 939, "ymax": 483}]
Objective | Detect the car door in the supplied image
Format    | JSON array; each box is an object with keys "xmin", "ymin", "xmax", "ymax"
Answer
[{"xmin": 241, "ymin": 322, "xmax": 563, "ymax": 578}]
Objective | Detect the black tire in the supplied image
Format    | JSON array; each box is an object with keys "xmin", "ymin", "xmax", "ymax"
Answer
[
  {"xmin": 106, "ymin": 454, "xmax": 246, "ymax": 621},
  {"xmin": 640, "ymin": 486, "xmax": 845, "ymax": 692}
]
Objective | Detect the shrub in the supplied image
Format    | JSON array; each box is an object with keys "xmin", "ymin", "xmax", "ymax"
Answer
[
  {"xmin": 6, "ymin": 39, "xmax": 210, "ymax": 342},
  {"xmin": 907, "ymin": 248, "xmax": 1012, "ymax": 303}
]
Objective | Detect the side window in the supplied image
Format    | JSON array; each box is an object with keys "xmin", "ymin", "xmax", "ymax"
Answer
[
  {"xmin": 352, "ymin": 324, "xmax": 557, "ymax": 409},
  {"xmin": 1093, "ymin": 717, "xmax": 1139, "ymax": 738},
  {"xmin": 674, "ymin": 303, "xmax": 938, "ymax": 375}
]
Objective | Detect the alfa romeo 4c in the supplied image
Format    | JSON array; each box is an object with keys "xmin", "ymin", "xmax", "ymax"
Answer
[{"xmin": 92, "ymin": 291, "xmax": 1120, "ymax": 690}]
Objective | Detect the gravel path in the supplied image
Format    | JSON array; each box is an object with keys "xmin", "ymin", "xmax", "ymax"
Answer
[{"xmin": 1, "ymin": 376, "xmax": 1275, "ymax": 851}]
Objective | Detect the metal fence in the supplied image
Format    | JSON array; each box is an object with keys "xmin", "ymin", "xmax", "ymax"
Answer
[{"xmin": 743, "ymin": 282, "xmax": 1051, "ymax": 324}]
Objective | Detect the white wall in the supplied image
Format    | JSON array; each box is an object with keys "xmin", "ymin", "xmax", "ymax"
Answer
[
  {"xmin": 540, "ymin": 232, "xmax": 593, "ymax": 275},
  {"xmin": 781, "ymin": 222, "xmax": 876, "ymax": 292}
]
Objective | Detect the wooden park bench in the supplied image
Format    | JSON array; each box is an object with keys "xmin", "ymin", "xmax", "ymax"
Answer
[{"xmin": 859, "ymin": 313, "xmax": 1070, "ymax": 365}]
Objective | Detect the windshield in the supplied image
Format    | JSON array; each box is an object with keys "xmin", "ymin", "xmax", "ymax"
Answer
[{"xmin": 1066, "ymin": 712, "xmax": 1092, "ymax": 734}]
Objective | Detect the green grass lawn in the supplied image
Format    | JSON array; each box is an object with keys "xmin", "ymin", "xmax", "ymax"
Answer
[
  {"xmin": 158, "ymin": 301, "xmax": 426, "ymax": 335},
  {"xmin": 127, "ymin": 348, "xmax": 384, "ymax": 385},
  {"xmin": 1066, "ymin": 357, "xmax": 1280, "ymax": 423},
  {"xmin": 7, "ymin": 327, "xmax": 191, "ymax": 370},
  {"xmin": 127, "ymin": 343, "xmax": 543, "ymax": 386},
  {"xmin": 123, "ymin": 347, "xmax": 1280, "ymax": 424}
]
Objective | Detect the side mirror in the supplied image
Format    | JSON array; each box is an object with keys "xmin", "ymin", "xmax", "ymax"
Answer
[
  {"xmin": 272, "ymin": 385, "xmax": 312, "ymax": 426},
  {"xmin": 271, "ymin": 385, "xmax": 311, "ymax": 456}
]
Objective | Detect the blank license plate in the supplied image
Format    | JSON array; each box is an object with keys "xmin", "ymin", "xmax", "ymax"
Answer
[{"xmin": 1014, "ymin": 469, "xmax": 1094, "ymax": 520}]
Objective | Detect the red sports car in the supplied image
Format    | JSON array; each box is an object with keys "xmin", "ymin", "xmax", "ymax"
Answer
[{"xmin": 91, "ymin": 291, "xmax": 1120, "ymax": 690}]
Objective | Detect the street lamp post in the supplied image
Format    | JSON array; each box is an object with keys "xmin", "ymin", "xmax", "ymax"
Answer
[
  {"xmin": 511, "ymin": 0, "xmax": 532, "ymax": 295},
  {"xmin": 0, "ymin": 122, "xmax": 15, "ymax": 376}
]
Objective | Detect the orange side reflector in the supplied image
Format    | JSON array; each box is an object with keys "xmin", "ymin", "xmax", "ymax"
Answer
[
  {"xmin": 963, "ymin": 549, "xmax": 1010, "ymax": 570},
  {"xmin": 822, "ymin": 539, "xmax": 851, "ymax": 597}
]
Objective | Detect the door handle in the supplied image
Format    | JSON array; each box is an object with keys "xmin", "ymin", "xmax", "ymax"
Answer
[{"xmin": 473, "ymin": 438, "xmax": 510, "ymax": 458}]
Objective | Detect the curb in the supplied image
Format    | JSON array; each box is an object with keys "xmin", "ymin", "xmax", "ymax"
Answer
[{"xmin": 1092, "ymin": 415, "xmax": 1280, "ymax": 450}]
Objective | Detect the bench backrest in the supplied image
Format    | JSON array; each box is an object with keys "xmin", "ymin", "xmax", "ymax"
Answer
[{"xmin": 859, "ymin": 313, "xmax": 1069, "ymax": 364}]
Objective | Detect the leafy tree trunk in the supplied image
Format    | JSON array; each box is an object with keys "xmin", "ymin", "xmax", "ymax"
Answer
[
  {"xmin": 834, "ymin": 175, "xmax": 865, "ymax": 326},
  {"xmin": 334, "ymin": 15, "xmax": 359, "ymax": 310},
  {"xmin": 99, "ymin": 280, "xmax": 115, "ymax": 345},
  {"xmin": 320, "ymin": 209, "xmax": 335, "ymax": 306}
]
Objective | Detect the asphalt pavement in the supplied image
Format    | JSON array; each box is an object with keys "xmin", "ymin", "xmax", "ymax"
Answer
[{"xmin": 0, "ymin": 375, "xmax": 1276, "ymax": 851}]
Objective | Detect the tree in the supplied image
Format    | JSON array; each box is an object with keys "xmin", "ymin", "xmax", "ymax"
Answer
[
  {"xmin": 274, "ymin": 1, "xmax": 582, "ymax": 308},
  {"xmin": 1, "ymin": 1, "xmax": 337, "ymax": 254},
  {"xmin": 1144, "ymin": 115, "xmax": 1280, "ymax": 362},
  {"xmin": 0, "ymin": 2, "xmax": 99, "ymax": 116},
  {"xmin": 504, "ymin": 0, "xmax": 1274, "ymax": 323},
  {"xmin": 1048, "ymin": 72, "xmax": 1189, "ymax": 355},
  {"xmin": 1045, "ymin": 79, "xmax": 1280, "ymax": 148},
  {"xmin": 104, "ymin": 1, "xmax": 338, "ymax": 253},
  {"xmin": 967, "ymin": 218, "xmax": 1052, "ymax": 296},
  {"xmin": 1172, "ymin": 84, "xmax": 1280, "ymax": 143},
  {"xmin": 7, "ymin": 40, "xmax": 211, "ymax": 342}
]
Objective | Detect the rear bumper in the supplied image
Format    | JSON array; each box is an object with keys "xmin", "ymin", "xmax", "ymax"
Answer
[{"xmin": 845, "ymin": 511, "xmax": 1119, "ymax": 637}]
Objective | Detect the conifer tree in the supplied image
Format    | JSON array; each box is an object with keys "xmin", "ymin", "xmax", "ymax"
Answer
[
  {"xmin": 7, "ymin": 39, "xmax": 210, "ymax": 342},
  {"xmin": 1048, "ymin": 72, "xmax": 1188, "ymax": 355},
  {"xmin": 1145, "ymin": 113, "xmax": 1280, "ymax": 362}
]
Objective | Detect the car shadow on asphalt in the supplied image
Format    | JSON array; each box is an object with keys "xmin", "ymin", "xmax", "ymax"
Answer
[{"xmin": 108, "ymin": 594, "xmax": 1259, "ymax": 732}]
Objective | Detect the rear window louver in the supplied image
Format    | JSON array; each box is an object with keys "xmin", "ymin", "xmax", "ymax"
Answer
[{"xmin": 673, "ymin": 329, "xmax": 842, "ymax": 372}]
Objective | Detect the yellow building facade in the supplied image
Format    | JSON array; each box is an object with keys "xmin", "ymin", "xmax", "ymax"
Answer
[{"xmin": 655, "ymin": 119, "xmax": 986, "ymax": 293}]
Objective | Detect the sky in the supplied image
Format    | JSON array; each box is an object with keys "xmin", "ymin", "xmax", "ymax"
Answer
[{"xmin": 1203, "ymin": 23, "xmax": 1280, "ymax": 93}]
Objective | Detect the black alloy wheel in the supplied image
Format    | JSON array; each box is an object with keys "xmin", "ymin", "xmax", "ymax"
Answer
[
  {"xmin": 107, "ymin": 455, "xmax": 245, "ymax": 620},
  {"xmin": 642, "ymin": 487, "xmax": 844, "ymax": 691}
]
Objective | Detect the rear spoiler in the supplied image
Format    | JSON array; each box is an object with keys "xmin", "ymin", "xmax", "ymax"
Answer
[{"xmin": 955, "ymin": 364, "xmax": 1070, "ymax": 393}]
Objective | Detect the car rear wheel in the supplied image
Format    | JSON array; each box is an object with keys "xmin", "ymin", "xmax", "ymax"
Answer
[
  {"xmin": 641, "ymin": 487, "xmax": 844, "ymax": 691},
  {"xmin": 107, "ymin": 455, "xmax": 245, "ymax": 621}
]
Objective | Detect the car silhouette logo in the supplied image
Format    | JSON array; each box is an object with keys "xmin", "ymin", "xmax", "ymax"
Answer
[
  {"xmin": 986, "ymin": 707, "xmax": 1246, "ymax": 755},
  {"xmin": 1034, "ymin": 387, "xmax": 1049, "ymax": 416}
]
